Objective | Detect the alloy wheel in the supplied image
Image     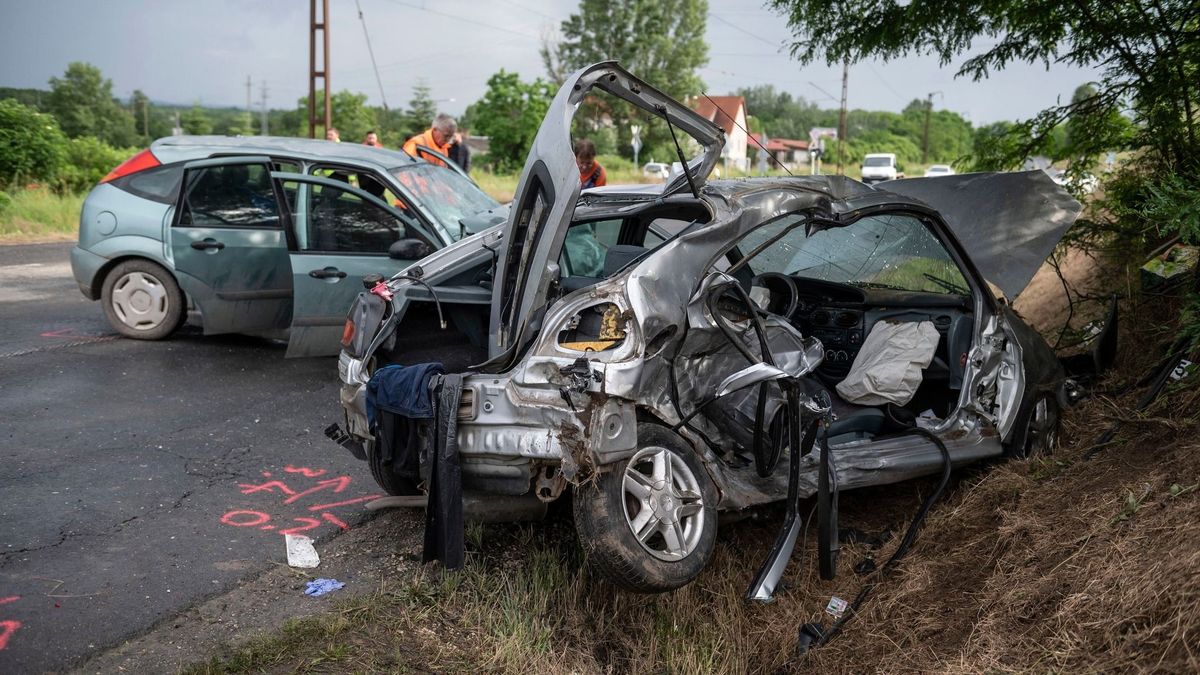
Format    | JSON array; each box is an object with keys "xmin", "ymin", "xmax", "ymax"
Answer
[{"xmin": 621, "ymin": 445, "xmax": 707, "ymax": 561}]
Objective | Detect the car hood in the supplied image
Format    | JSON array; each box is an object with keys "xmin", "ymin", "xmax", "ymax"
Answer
[
  {"xmin": 879, "ymin": 171, "xmax": 1082, "ymax": 299},
  {"xmin": 486, "ymin": 61, "xmax": 724, "ymax": 369}
]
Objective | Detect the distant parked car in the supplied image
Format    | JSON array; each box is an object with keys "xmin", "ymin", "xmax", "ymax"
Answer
[
  {"xmin": 642, "ymin": 162, "xmax": 670, "ymax": 180},
  {"xmin": 924, "ymin": 164, "xmax": 956, "ymax": 177},
  {"xmin": 70, "ymin": 136, "xmax": 503, "ymax": 357}
]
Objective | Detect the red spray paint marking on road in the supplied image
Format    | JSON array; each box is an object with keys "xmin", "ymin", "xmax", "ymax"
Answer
[
  {"xmin": 320, "ymin": 512, "xmax": 350, "ymax": 530},
  {"xmin": 284, "ymin": 465, "xmax": 327, "ymax": 477},
  {"xmin": 237, "ymin": 480, "xmax": 297, "ymax": 497},
  {"xmin": 220, "ymin": 510, "xmax": 271, "ymax": 527},
  {"xmin": 0, "ymin": 597, "xmax": 18, "ymax": 606},
  {"xmin": 282, "ymin": 476, "xmax": 351, "ymax": 504},
  {"xmin": 0, "ymin": 620, "xmax": 21, "ymax": 651}
]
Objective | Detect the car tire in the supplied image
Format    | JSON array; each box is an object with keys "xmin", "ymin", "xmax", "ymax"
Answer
[
  {"xmin": 367, "ymin": 443, "xmax": 422, "ymax": 496},
  {"xmin": 573, "ymin": 423, "xmax": 718, "ymax": 593},
  {"xmin": 1006, "ymin": 392, "xmax": 1060, "ymax": 459},
  {"xmin": 100, "ymin": 259, "xmax": 185, "ymax": 340}
]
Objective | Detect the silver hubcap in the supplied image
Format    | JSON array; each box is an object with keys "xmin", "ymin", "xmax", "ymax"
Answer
[
  {"xmin": 622, "ymin": 445, "xmax": 706, "ymax": 561},
  {"xmin": 111, "ymin": 271, "xmax": 169, "ymax": 330}
]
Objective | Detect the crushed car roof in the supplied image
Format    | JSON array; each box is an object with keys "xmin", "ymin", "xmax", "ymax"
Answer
[{"xmin": 150, "ymin": 135, "xmax": 420, "ymax": 168}]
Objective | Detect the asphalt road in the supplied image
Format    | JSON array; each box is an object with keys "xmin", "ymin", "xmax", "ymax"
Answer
[{"xmin": 0, "ymin": 242, "xmax": 381, "ymax": 672}]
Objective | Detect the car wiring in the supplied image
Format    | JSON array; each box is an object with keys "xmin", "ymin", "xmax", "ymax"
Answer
[{"xmin": 800, "ymin": 408, "xmax": 953, "ymax": 654}]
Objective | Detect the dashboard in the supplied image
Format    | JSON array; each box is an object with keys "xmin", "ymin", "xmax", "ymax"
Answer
[{"xmin": 751, "ymin": 275, "xmax": 972, "ymax": 382}]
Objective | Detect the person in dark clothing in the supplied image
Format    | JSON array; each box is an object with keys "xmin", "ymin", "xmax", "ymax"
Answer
[{"xmin": 447, "ymin": 128, "xmax": 471, "ymax": 173}]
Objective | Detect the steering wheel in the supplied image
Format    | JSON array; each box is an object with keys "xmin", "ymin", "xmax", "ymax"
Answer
[{"xmin": 750, "ymin": 272, "xmax": 799, "ymax": 318}]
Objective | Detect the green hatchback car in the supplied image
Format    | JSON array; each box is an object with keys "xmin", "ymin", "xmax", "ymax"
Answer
[{"xmin": 70, "ymin": 135, "xmax": 503, "ymax": 357}]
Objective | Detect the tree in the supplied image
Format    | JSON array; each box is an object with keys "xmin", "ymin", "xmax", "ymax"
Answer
[
  {"xmin": 129, "ymin": 90, "xmax": 151, "ymax": 141},
  {"xmin": 545, "ymin": 0, "xmax": 709, "ymax": 159},
  {"xmin": 180, "ymin": 103, "xmax": 213, "ymax": 135},
  {"xmin": 471, "ymin": 70, "xmax": 556, "ymax": 172},
  {"xmin": 0, "ymin": 99, "xmax": 66, "ymax": 187},
  {"xmin": 45, "ymin": 62, "xmax": 138, "ymax": 147},
  {"xmin": 402, "ymin": 80, "xmax": 438, "ymax": 138},
  {"xmin": 766, "ymin": 0, "xmax": 1198, "ymax": 175},
  {"xmin": 296, "ymin": 90, "xmax": 376, "ymax": 143}
]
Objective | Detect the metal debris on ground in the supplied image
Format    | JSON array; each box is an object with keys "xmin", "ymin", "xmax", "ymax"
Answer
[
  {"xmin": 303, "ymin": 578, "xmax": 345, "ymax": 597},
  {"xmin": 285, "ymin": 534, "xmax": 320, "ymax": 568}
]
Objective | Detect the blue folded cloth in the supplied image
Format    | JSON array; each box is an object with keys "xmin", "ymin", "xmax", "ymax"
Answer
[
  {"xmin": 304, "ymin": 578, "xmax": 345, "ymax": 597},
  {"xmin": 365, "ymin": 362, "xmax": 445, "ymax": 427}
]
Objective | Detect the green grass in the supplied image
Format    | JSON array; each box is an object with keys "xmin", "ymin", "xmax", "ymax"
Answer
[{"xmin": 0, "ymin": 188, "xmax": 83, "ymax": 241}]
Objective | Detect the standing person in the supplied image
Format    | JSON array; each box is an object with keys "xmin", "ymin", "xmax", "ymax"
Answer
[
  {"xmin": 325, "ymin": 127, "xmax": 341, "ymax": 142},
  {"xmin": 447, "ymin": 127, "xmax": 471, "ymax": 173},
  {"xmin": 402, "ymin": 114, "xmax": 456, "ymax": 167},
  {"xmin": 575, "ymin": 139, "xmax": 606, "ymax": 189},
  {"xmin": 362, "ymin": 130, "xmax": 382, "ymax": 148}
]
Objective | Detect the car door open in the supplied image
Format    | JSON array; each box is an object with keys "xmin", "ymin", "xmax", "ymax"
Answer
[
  {"xmin": 278, "ymin": 172, "xmax": 440, "ymax": 358},
  {"xmin": 169, "ymin": 156, "xmax": 293, "ymax": 336}
]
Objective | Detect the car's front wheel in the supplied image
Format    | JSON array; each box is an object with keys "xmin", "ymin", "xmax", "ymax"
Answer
[
  {"xmin": 1007, "ymin": 392, "xmax": 1060, "ymax": 459},
  {"xmin": 573, "ymin": 424, "xmax": 718, "ymax": 593},
  {"xmin": 101, "ymin": 259, "xmax": 185, "ymax": 340}
]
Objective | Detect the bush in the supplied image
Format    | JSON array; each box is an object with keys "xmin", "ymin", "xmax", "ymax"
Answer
[
  {"xmin": 56, "ymin": 137, "xmax": 135, "ymax": 193},
  {"xmin": 0, "ymin": 99, "xmax": 66, "ymax": 188}
]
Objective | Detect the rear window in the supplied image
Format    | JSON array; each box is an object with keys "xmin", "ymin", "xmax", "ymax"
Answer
[{"xmin": 111, "ymin": 163, "xmax": 184, "ymax": 204}]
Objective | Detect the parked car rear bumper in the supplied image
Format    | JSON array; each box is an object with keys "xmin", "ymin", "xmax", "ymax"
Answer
[{"xmin": 70, "ymin": 245, "xmax": 107, "ymax": 300}]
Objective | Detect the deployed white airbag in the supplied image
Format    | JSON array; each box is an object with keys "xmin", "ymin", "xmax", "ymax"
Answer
[{"xmin": 836, "ymin": 320, "xmax": 940, "ymax": 406}]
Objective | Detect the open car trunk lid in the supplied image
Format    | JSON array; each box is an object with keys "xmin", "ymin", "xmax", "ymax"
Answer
[
  {"xmin": 485, "ymin": 61, "xmax": 724, "ymax": 371},
  {"xmin": 879, "ymin": 170, "xmax": 1081, "ymax": 299}
]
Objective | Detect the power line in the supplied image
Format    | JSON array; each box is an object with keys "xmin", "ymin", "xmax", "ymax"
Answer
[
  {"xmin": 377, "ymin": 0, "xmax": 540, "ymax": 40},
  {"xmin": 707, "ymin": 13, "xmax": 785, "ymax": 51},
  {"xmin": 864, "ymin": 63, "xmax": 908, "ymax": 103},
  {"xmin": 354, "ymin": 0, "xmax": 389, "ymax": 111}
]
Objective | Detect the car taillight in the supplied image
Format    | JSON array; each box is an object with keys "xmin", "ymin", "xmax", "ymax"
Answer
[
  {"xmin": 340, "ymin": 318, "xmax": 356, "ymax": 348},
  {"xmin": 100, "ymin": 149, "xmax": 161, "ymax": 184}
]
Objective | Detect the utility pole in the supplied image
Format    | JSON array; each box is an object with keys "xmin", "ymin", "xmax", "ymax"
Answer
[
  {"xmin": 836, "ymin": 60, "xmax": 849, "ymax": 176},
  {"xmin": 260, "ymin": 80, "xmax": 269, "ymax": 135},
  {"xmin": 245, "ymin": 75, "xmax": 253, "ymax": 136},
  {"xmin": 921, "ymin": 91, "xmax": 943, "ymax": 165},
  {"xmin": 308, "ymin": 0, "xmax": 331, "ymax": 138}
]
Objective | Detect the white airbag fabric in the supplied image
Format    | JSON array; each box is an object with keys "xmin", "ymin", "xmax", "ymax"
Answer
[{"xmin": 836, "ymin": 321, "xmax": 940, "ymax": 406}]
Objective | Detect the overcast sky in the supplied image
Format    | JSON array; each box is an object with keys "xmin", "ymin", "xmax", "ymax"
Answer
[{"xmin": 1, "ymin": 0, "xmax": 1099, "ymax": 127}]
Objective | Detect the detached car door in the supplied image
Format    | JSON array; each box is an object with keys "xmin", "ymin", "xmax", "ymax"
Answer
[
  {"xmin": 277, "ymin": 172, "xmax": 440, "ymax": 358},
  {"xmin": 169, "ymin": 156, "xmax": 293, "ymax": 335}
]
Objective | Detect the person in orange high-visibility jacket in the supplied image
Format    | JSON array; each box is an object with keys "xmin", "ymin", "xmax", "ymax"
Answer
[
  {"xmin": 575, "ymin": 139, "xmax": 606, "ymax": 189},
  {"xmin": 402, "ymin": 113, "xmax": 457, "ymax": 167}
]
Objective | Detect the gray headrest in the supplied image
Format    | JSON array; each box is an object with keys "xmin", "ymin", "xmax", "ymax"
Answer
[{"xmin": 602, "ymin": 244, "xmax": 645, "ymax": 277}]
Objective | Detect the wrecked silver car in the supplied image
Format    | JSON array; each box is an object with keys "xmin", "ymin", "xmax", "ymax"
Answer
[{"xmin": 328, "ymin": 63, "xmax": 1080, "ymax": 593}]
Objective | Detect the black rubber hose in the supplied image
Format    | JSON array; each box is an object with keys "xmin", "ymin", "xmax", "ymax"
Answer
[
  {"xmin": 395, "ymin": 274, "xmax": 446, "ymax": 330},
  {"xmin": 813, "ymin": 423, "xmax": 953, "ymax": 648}
]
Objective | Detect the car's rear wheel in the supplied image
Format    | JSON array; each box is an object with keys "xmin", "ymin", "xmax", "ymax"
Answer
[
  {"xmin": 101, "ymin": 259, "xmax": 184, "ymax": 340},
  {"xmin": 573, "ymin": 424, "xmax": 718, "ymax": 593},
  {"xmin": 367, "ymin": 442, "xmax": 422, "ymax": 496}
]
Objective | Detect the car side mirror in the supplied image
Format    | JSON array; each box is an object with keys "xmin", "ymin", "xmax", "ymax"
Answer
[{"xmin": 388, "ymin": 238, "xmax": 432, "ymax": 260}]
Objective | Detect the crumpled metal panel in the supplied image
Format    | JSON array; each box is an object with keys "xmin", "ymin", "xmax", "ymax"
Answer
[{"xmin": 878, "ymin": 171, "xmax": 1081, "ymax": 299}]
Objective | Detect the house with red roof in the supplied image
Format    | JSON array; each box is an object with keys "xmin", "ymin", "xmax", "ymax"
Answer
[
  {"xmin": 691, "ymin": 95, "xmax": 749, "ymax": 172},
  {"xmin": 749, "ymin": 134, "xmax": 811, "ymax": 171}
]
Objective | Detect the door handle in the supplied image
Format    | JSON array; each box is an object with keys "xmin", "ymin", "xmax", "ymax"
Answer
[
  {"xmin": 190, "ymin": 239, "xmax": 225, "ymax": 250},
  {"xmin": 309, "ymin": 267, "xmax": 347, "ymax": 280}
]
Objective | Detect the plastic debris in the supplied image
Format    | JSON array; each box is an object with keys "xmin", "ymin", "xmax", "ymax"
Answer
[
  {"xmin": 285, "ymin": 534, "xmax": 320, "ymax": 568},
  {"xmin": 824, "ymin": 596, "xmax": 848, "ymax": 619},
  {"xmin": 304, "ymin": 578, "xmax": 345, "ymax": 597}
]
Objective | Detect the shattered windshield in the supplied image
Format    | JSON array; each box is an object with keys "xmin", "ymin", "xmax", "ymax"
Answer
[
  {"xmin": 734, "ymin": 213, "xmax": 970, "ymax": 295},
  {"xmin": 391, "ymin": 164, "xmax": 499, "ymax": 241}
]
